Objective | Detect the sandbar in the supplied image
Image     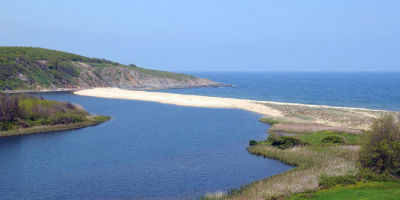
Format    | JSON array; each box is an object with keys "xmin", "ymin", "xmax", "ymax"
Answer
[{"xmin": 75, "ymin": 88, "xmax": 391, "ymax": 131}]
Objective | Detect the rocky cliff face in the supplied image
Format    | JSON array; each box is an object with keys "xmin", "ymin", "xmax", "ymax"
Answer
[{"xmin": 72, "ymin": 62, "xmax": 222, "ymax": 90}]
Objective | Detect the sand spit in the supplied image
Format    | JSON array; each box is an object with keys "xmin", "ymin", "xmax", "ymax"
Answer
[{"xmin": 75, "ymin": 88, "xmax": 394, "ymax": 131}]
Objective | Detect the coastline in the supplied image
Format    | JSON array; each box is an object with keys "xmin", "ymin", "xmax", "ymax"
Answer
[
  {"xmin": 74, "ymin": 87, "xmax": 374, "ymax": 199},
  {"xmin": 74, "ymin": 87, "xmax": 392, "ymax": 131},
  {"xmin": 0, "ymin": 115, "xmax": 111, "ymax": 138}
]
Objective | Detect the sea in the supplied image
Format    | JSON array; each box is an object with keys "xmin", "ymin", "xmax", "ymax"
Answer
[
  {"xmin": 0, "ymin": 72, "xmax": 398, "ymax": 199},
  {"xmin": 158, "ymin": 72, "xmax": 400, "ymax": 111}
]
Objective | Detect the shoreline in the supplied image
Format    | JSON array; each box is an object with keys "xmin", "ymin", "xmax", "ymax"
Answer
[
  {"xmin": 74, "ymin": 87, "xmax": 392, "ymax": 131},
  {"xmin": 74, "ymin": 87, "xmax": 369, "ymax": 199},
  {"xmin": 0, "ymin": 115, "xmax": 111, "ymax": 138}
]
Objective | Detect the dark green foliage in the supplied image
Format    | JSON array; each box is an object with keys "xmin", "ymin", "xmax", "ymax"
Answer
[
  {"xmin": 249, "ymin": 140, "xmax": 258, "ymax": 146},
  {"xmin": 0, "ymin": 94, "xmax": 89, "ymax": 131},
  {"xmin": 321, "ymin": 135, "xmax": 346, "ymax": 144},
  {"xmin": 267, "ymin": 133, "xmax": 306, "ymax": 149},
  {"xmin": 319, "ymin": 173, "xmax": 357, "ymax": 189},
  {"xmin": 359, "ymin": 114, "xmax": 400, "ymax": 177}
]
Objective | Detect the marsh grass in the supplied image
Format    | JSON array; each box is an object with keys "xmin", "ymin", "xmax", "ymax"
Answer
[
  {"xmin": 226, "ymin": 145, "xmax": 359, "ymax": 199},
  {"xmin": 259, "ymin": 118, "xmax": 286, "ymax": 125}
]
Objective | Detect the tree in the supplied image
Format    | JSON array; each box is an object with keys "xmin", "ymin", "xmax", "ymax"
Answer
[{"xmin": 359, "ymin": 114, "xmax": 400, "ymax": 176}]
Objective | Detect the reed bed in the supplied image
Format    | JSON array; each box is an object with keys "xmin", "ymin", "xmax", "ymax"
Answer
[{"xmin": 203, "ymin": 144, "xmax": 359, "ymax": 200}]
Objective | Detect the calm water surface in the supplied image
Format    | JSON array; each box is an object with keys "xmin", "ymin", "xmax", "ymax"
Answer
[
  {"xmin": 0, "ymin": 92, "xmax": 292, "ymax": 199},
  {"xmin": 160, "ymin": 72, "xmax": 400, "ymax": 111}
]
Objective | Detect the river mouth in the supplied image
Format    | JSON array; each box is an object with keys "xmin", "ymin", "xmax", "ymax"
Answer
[{"xmin": 0, "ymin": 92, "xmax": 293, "ymax": 199}]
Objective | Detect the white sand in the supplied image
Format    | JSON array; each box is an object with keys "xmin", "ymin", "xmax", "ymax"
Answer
[
  {"xmin": 75, "ymin": 87, "xmax": 386, "ymax": 130},
  {"xmin": 74, "ymin": 87, "xmax": 284, "ymax": 117}
]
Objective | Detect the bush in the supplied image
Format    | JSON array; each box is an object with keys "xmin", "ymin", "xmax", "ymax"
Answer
[
  {"xmin": 359, "ymin": 114, "xmax": 400, "ymax": 177},
  {"xmin": 358, "ymin": 169, "xmax": 400, "ymax": 183},
  {"xmin": 249, "ymin": 140, "xmax": 258, "ymax": 146},
  {"xmin": 319, "ymin": 173, "xmax": 357, "ymax": 189},
  {"xmin": 267, "ymin": 133, "xmax": 285, "ymax": 145},
  {"xmin": 267, "ymin": 133, "xmax": 306, "ymax": 149},
  {"xmin": 321, "ymin": 135, "xmax": 346, "ymax": 144}
]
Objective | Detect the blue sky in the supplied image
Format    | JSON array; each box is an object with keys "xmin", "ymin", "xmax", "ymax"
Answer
[{"xmin": 1, "ymin": 1, "xmax": 399, "ymax": 71}]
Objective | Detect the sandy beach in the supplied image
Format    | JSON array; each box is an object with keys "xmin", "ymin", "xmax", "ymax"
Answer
[{"xmin": 75, "ymin": 88, "xmax": 391, "ymax": 131}]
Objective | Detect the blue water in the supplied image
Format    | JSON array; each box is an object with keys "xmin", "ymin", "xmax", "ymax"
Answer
[
  {"xmin": 0, "ymin": 92, "xmax": 292, "ymax": 200},
  {"xmin": 159, "ymin": 72, "xmax": 400, "ymax": 111}
]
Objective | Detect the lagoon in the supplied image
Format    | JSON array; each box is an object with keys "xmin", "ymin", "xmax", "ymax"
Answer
[{"xmin": 0, "ymin": 92, "xmax": 292, "ymax": 199}]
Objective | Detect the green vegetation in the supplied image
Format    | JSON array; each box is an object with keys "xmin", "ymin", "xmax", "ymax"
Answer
[
  {"xmin": 259, "ymin": 117, "xmax": 285, "ymax": 125},
  {"xmin": 249, "ymin": 140, "xmax": 258, "ymax": 146},
  {"xmin": 360, "ymin": 114, "xmax": 400, "ymax": 177},
  {"xmin": 298, "ymin": 131, "xmax": 360, "ymax": 145},
  {"xmin": 204, "ymin": 114, "xmax": 399, "ymax": 199},
  {"xmin": 130, "ymin": 65, "xmax": 197, "ymax": 81},
  {"xmin": 0, "ymin": 47, "xmax": 204, "ymax": 91},
  {"xmin": 0, "ymin": 47, "xmax": 117, "ymax": 90},
  {"xmin": 321, "ymin": 135, "xmax": 346, "ymax": 144},
  {"xmin": 288, "ymin": 182, "xmax": 400, "ymax": 200},
  {"xmin": 0, "ymin": 94, "xmax": 110, "ymax": 137},
  {"xmin": 266, "ymin": 133, "xmax": 307, "ymax": 149}
]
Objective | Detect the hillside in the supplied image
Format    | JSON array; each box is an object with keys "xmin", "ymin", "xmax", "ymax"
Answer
[{"xmin": 0, "ymin": 47, "xmax": 222, "ymax": 91}]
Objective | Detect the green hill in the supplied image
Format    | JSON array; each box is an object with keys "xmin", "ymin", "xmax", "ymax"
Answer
[{"xmin": 0, "ymin": 47, "xmax": 221, "ymax": 91}]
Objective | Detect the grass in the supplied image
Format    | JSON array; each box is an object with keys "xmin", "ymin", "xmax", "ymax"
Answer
[
  {"xmin": 297, "ymin": 131, "xmax": 361, "ymax": 145},
  {"xmin": 202, "ymin": 113, "xmax": 400, "ymax": 199},
  {"xmin": 259, "ymin": 117, "xmax": 286, "ymax": 125},
  {"xmin": 0, "ymin": 115, "xmax": 110, "ymax": 137},
  {"xmin": 225, "ymin": 145, "xmax": 359, "ymax": 199},
  {"xmin": 202, "ymin": 122, "xmax": 366, "ymax": 199},
  {"xmin": 288, "ymin": 182, "xmax": 400, "ymax": 200}
]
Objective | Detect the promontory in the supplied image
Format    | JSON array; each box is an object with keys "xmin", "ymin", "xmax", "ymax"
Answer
[{"xmin": 0, "ymin": 47, "xmax": 223, "ymax": 92}]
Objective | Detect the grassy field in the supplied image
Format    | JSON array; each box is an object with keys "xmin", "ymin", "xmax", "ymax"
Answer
[
  {"xmin": 297, "ymin": 131, "xmax": 361, "ymax": 145},
  {"xmin": 288, "ymin": 182, "xmax": 400, "ymax": 200}
]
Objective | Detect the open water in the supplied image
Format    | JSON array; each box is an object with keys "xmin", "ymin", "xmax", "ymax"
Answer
[
  {"xmin": 0, "ymin": 92, "xmax": 292, "ymax": 200},
  {"xmin": 158, "ymin": 72, "xmax": 400, "ymax": 111}
]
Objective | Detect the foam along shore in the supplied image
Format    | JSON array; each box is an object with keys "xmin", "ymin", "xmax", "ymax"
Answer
[{"xmin": 74, "ymin": 88, "xmax": 391, "ymax": 131}]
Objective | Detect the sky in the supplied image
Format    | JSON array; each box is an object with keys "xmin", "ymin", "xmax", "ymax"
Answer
[{"xmin": 1, "ymin": 0, "xmax": 399, "ymax": 71}]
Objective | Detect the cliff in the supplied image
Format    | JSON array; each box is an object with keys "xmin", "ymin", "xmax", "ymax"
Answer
[{"xmin": 0, "ymin": 47, "xmax": 223, "ymax": 92}]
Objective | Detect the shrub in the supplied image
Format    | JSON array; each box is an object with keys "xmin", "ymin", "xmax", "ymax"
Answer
[
  {"xmin": 321, "ymin": 135, "xmax": 345, "ymax": 144},
  {"xmin": 267, "ymin": 133, "xmax": 306, "ymax": 149},
  {"xmin": 0, "ymin": 94, "xmax": 90, "ymax": 131},
  {"xmin": 359, "ymin": 114, "xmax": 400, "ymax": 177},
  {"xmin": 249, "ymin": 140, "xmax": 258, "ymax": 146},
  {"xmin": 319, "ymin": 173, "xmax": 356, "ymax": 189},
  {"xmin": 267, "ymin": 133, "xmax": 285, "ymax": 145}
]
